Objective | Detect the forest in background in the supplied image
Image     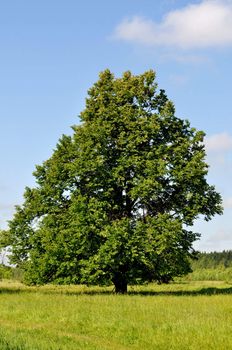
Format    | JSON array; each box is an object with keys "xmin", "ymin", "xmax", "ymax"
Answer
[{"xmin": 192, "ymin": 251, "xmax": 232, "ymax": 269}]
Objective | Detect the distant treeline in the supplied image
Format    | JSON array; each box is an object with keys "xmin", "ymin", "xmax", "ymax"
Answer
[{"xmin": 192, "ymin": 251, "xmax": 232, "ymax": 270}]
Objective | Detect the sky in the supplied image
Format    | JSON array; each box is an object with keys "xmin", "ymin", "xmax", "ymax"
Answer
[{"xmin": 0, "ymin": 0, "xmax": 232, "ymax": 252}]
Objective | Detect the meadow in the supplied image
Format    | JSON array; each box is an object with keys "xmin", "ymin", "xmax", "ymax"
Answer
[{"xmin": 1, "ymin": 280, "xmax": 232, "ymax": 350}]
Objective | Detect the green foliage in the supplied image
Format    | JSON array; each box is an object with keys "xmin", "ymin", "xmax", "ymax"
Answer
[
  {"xmin": 6, "ymin": 70, "xmax": 223, "ymax": 292},
  {"xmin": 0, "ymin": 230, "xmax": 11, "ymax": 250},
  {"xmin": 0, "ymin": 265, "xmax": 12, "ymax": 280},
  {"xmin": 0, "ymin": 265, "xmax": 23, "ymax": 281}
]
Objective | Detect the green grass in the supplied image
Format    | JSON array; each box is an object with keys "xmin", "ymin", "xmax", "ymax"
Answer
[
  {"xmin": 185, "ymin": 267, "xmax": 232, "ymax": 282},
  {"xmin": 1, "ymin": 280, "xmax": 232, "ymax": 349}
]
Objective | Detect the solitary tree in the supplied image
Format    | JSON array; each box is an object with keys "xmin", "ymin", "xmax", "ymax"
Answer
[{"xmin": 7, "ymin": 70, "xmax": 222, "ymax": 293}]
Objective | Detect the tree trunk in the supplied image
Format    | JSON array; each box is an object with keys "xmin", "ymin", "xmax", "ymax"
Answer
[{"xmin": 113, "ymin": 273, "xmax": 128, "ymax": 294}]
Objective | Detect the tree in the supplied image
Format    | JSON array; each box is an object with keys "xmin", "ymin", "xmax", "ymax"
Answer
[
  {"xmin": 0, "ymin": 230, "xmax": 11, "ymax": 265},
  {"xmin": 6, "ymin": 70, "xmax": 223, "ymax": 293}
]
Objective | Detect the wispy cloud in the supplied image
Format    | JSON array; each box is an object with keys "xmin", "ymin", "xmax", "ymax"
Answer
[
  {"xmin": 208, "ymin": 228, "xmax": 232, "ymax": 242},
  {"xmin": 223, "ymin": 197, "xmax": 232, "ymax": 208},
  {"xmin": 161, "ymin": 52, "xmax": 210, "ymax": 64},
  {"xmin": 169, "ymin": 73, "xmax": 188, "ymax": 87},
  {"xmin": 113, "ymin": 0, "xmax": 232, "ymax": 49},
  {"xmin": 205, "ymin": 132, "xmax": 232, "ymax": 152}
]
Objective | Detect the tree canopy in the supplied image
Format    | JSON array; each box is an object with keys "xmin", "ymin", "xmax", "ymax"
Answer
[{"xmin": 5, "ymin": 70, "xmax": 223, "ymax": 292}]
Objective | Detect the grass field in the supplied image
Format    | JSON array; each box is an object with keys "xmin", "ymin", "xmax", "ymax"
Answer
[{"xmin": 1, "ymin": 280, "xmax": 232, "ymax": 350}]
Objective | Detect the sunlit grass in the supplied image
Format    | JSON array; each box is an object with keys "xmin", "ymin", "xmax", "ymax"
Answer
[
  {"xmin": 184, "ymin": 267, "xmax": 232, "ymax": 282},
  {"xmin": 1, "ymin": 280, "xmax": 232, "ymax": 349}
]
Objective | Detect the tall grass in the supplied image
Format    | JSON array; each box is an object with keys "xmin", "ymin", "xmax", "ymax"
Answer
[
  {"xmin": 184, "ymin": 267, "xmax": 232, "ymax": 282},
  {"xmin": 1, "ymin": 280, "xmax": 232, "ymax": 349}
]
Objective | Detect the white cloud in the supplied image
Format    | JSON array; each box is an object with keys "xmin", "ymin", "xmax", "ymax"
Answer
[
  {"xmin": 161, "ymin": 52, "xmax": 210, "ymax": 64},
  {"xmin": 205, "ymin": 132, "xmax": 232, "ymax": 152},
  {"xmin": 223, "ymin": 197, "xmax": 232, "ymax": 208},
  {"xmin": 169, "ymin": 73, "xmax": 188, "ymax": 86},
  {"xmin": 113, "ymin": 0, "xmax": 232, "ymax": 49},
  {"xmin": 208, "ymin": 228, "xmax": 232, "ymax": 242}
]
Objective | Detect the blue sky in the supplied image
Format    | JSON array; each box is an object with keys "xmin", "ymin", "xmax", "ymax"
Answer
[{"xmin": 1, "ymin": 0, "xmax": 232, "ymax": 252}]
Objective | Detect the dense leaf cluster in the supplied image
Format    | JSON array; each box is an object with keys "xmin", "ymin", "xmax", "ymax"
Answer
[{"xmin": 4, "ymin": 70, "xmax": 222, "ymax": 292}]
